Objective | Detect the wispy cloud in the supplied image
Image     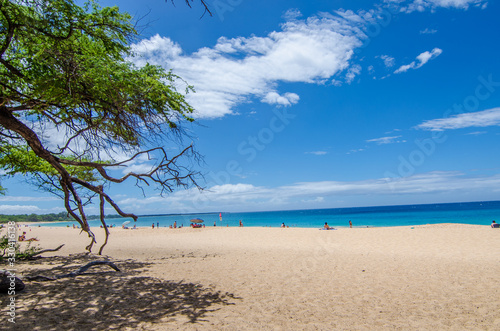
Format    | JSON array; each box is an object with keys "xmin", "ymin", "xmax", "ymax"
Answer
[
  {"xmin": 345, "ymin": 64, "xmax": 362, "ymax": 84},
  {"xmin": 415, "ymin": 108, "xmax": 500, "ymax": 131},
  {"xmin": 366, "ymin": 135, "xmax": 406, "ymax": 145},
  {"xmin": 420, "ymin": 28, "xmax": 438, "ymax": 34},
  {"xmin": 465, "ymin": 131, "xmax": 487, "ymax": 135},
  {"xmin": 282, "ymin": 8, "xmax": 303, "ymax": 21},
  {"xmin": 346, "ymin": 148, "xmax": 365, "ymax": 154},
  {"xmin": 379, "ymin": 55, "xmax": 395, "ymax": 68},
  {"xmin": 117, "ymin": 171, "xmax": 500, "ymax": 212},
  {"xmin": 394, "ymin": 48, "xmax": 443, "ymax": 74},
  {"xmin": 0, "ymin": 205, "xmax": 43, "ymax": 214},
  {"xmin": 0, "ymin": 204, "xmax": 65, "ymax": 214},
  {"xmin": 306, "ymin": 151, "xmax": 328, "ymax": 155},
  {"xmin": 0, "ymin": 196, "xmax": 58, "ymax": 202},
  {"xmin": 391, "ymin": 0, "xmax": 488, "ymax": 13}
]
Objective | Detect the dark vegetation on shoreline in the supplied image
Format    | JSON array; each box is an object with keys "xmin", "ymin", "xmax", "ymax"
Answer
[{"xmin": 0, "ymin": 211, "xmax": 222, "ymax": 224}]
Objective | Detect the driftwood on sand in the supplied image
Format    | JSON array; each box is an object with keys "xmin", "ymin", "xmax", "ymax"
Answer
[{"xmin": 30, "ymin": 244, "xmax": 65, "ymax": 257}]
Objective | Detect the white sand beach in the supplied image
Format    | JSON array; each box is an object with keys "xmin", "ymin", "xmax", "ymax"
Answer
[{"xmin": 6, "ymin": 224, "xmax": 500, "ymax": 330}]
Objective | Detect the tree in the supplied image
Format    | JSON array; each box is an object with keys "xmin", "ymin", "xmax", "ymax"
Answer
[{"xmin": 0, "ymin": 0, "xmax": 203, "ymax": 254}]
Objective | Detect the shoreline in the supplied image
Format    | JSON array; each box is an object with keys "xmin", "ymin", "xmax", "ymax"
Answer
[{"xmin": 16, "ymin": 222, "xmax": 493, "ymax": 230}]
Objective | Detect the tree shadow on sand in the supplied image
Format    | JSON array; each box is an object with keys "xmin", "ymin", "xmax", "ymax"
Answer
[{"xmin": 5, "ymin": 254, "xmax": 240, "ymax": 330}]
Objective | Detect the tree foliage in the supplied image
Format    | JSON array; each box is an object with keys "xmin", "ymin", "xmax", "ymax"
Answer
[
  {"xmin": 0, "ymin": 0, "xmax": 202, "ymax": 254},
  {"xmin": 0, "ymin": 212, "xmax": 70, "ymax": 223}
]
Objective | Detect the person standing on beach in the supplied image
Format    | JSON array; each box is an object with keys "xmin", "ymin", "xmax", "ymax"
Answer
[
  {"xmin": 349, "ymin": 220, "xmax": 352, "ymax": 228},
  {"xmin": 152, "ymin": 223, "xmax": 154, "ymax": 229},
  {"xmin": 157, "ymin": 222, "xmax": 159, "ymax": 229},
  {"xmin": 174, "ymin": 221, "xmax": 177, "ymax": 229},
  {"xmin": 239, "ymin": 220, "xmax": 243, "ymax": 227}
]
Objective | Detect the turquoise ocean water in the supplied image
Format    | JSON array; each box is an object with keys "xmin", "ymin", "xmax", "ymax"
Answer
[{"xmin": 35, "ymin": 200, "xmax": 499, "ymax": 228}]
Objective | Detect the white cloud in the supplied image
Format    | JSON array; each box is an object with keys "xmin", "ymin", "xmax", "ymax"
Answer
[
  {"xmin": 415, "ymin": 108, "xmax": 500, "ymax": 131},
  {"xmin": 280, "ymin": 171, "xmax": 500, "ymax": 197},
  {"xmin": 394, "ymin": 48, "xmax": 442, "ymax": 73},
  {"xmin": 416, "ymin": 48, "xmax": 442, "ymax": 65},
  {"xmin": 117, "ymin": 172, "xmax": 500, "ymax": 213},
  {"xmin": 0, "ymin": 196, "xmax": 58, "ymax": 202},
  {"xmin": 427, "ymin": 0, "xmax": 485, "ymax": 8},
  {"xmin": 130, "ymin": 34, "xmax": 183, "ymax": 59},
  {"xmin": 389, "ymin": 0, "xmax": 487, "ymax": 12},
  {"xmin": 465, "ymin": 131, "xmax": 487, "ymax": 135},
  {"xmin": 282, "ymin": 8, "xmax": 303, "ymax": 21},
  {"xmin": 346, "ymin": 148, "xmax": 365, "ymax": 154},
  {"xmin": 366, "ymin": 135, "xmax": 406, "ymax": 145},
  {"xmin": 118, "ymin": 196, "xmax": 166, "ymax": 206},
  {"xmin": 420, "ymin": 28, "xmax": 438, "ymax": 34},
  {"xmin": 262, "ymin": 92, "xmax": 300, "ymax": 106},
  {"xmin": 379, "ymin": 55, "xmax": 395, "ymax": 67},
  {"xmin": 118, "ymin": 162, "xmax": 156, "ymax": 175},
  {"xmin": 345, "ymin": 64, "xmax": 362, "ymax": 84},
  {"xmin": 306, "ymin": 151, "xmax": 328, "ymax": 155},
  {"xmin": 394, "ymin": 63, "xmax": 413, "ymax": 74},
  {"xmin": 0, "ymin": 204, "xmax": 42, "ymax": 214},
  {"xmin": 129, "ymin": 11, "xmax": 373, "ymax": 118}
]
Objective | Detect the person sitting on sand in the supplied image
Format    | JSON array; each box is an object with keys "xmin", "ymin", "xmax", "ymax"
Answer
[
  {"xmin": 18, "ymin": 231, "xmax": 39, "ymax": 242},
  {"xmin": 492, "ymin": 220, "xmax": 499, "ymax": 228},
  {"xmin": 324, "ymin": 222, "xmax": 331, "ymax": 230}
]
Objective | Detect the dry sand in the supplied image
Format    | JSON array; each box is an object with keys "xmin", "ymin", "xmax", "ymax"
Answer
[{"xmin": 4, "ymin": 224, "xmax": 500, "ymax": 330}]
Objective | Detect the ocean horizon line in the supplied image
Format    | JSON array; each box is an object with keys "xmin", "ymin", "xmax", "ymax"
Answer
[
  {"xmin": 132, "ymin": 199, "xmax": 500, "ymax": 219},
  {"xmin": 26, "ymin": 199, "xmax": 499, "ymax": 229}
]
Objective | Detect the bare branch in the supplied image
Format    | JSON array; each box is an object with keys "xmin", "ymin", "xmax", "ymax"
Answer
[
  {"xmin": 97, "ymin": 187, "xmax": 110, "ymax": 255},
  {"xmin": 31, "ymin": 244, "xmax": 65, "ymax": 257}
]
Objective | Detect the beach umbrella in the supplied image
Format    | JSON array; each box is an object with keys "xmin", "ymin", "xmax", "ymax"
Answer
[
  {"xmin": 190, "ymin": 218, "xmax": 204, "ymax": 223},
  {"xmin": 122, "ymin": 221, "xmax": 131, "ymax": 226}
]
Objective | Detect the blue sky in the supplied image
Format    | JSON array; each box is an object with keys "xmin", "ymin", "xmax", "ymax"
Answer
[{"xmin": 1, "ymin": 0, "xmax": 500, "ymax": 215}]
